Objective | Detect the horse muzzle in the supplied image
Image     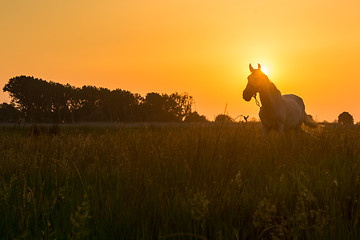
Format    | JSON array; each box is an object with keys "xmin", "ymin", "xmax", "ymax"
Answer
[{"xmin": 243, "ymin": 89, "xmax": 253, "ymax": 102}]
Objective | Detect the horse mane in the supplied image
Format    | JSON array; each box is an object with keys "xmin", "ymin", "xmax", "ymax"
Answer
[{"xmin": 266, "ymin": 80, "xmax": 282, "ymax": 97}]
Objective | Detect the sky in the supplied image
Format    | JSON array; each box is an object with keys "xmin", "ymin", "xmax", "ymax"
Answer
[{"xmin": 1, "ymin": 0, "xmax": 360, "ymax": 122}]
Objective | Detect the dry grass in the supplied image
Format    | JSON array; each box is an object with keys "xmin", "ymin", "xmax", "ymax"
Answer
[{"xmin": 0, "ymin": 123, "xmax": 360, "ymax": 239}]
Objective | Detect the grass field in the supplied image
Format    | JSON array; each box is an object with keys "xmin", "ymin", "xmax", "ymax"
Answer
[{"xmin": 1, "ymin": 123, "xmax": 360, "ymax": 239}]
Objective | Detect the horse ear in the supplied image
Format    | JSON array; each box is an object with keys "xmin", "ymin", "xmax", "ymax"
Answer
[
  {"xmin": 258, "ymin": 63, "xmax": 261, "ymax": 70},
  {"xmin": 249, "ymin": 64, "xmax": 254, "ymax": 72}
]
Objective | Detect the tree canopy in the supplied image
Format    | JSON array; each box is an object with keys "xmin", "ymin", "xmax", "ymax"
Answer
[
  {"xmin": 2, "ymin": 76, "xmax": 206, "ymax": 123},
  {"xmin": 0, "ymin": 103, "xmax": 21, "ymax": 122}
]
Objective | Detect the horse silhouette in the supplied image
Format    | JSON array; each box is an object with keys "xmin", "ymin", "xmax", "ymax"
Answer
[{"xmin": 243, "ymin": 64, "xmax": 315, "ymax": 135}]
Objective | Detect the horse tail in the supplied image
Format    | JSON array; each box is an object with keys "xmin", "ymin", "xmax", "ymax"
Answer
[{"xmin": 303, "ymin": 114, "xmax": 317, "ymax": 128}]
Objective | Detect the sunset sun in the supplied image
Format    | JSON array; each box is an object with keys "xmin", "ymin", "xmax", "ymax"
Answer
[{"xmin": 260, "ymin": 65, "xmax": 269, "ymax": 76}]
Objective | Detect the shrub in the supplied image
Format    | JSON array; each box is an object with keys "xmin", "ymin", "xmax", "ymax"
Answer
[{"xmin": 338, "ymin": 112, "xmax": 354, "ymax": 125}]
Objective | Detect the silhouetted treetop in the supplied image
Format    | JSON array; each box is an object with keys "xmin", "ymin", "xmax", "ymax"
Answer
[
  {"xmin": 140, "ymin": 92, "xmax": 193, "ymax": 122},
  {"xmin": 184, "ymin": 111, "xmax": 208, "ymax": 122},
  {"xmin": 0, "ymin": 103, "xmax": 21, "ymax": 122},
  {"xmin": 2, "ymin": 75, "xmax": 197, "ymax": 123}
]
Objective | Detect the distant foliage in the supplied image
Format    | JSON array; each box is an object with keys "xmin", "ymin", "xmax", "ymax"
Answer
[
  {"xmin": 141, "ymin": 92, "xmax": 193, "ymax": 122},
  {"xmin": 215, "ymin": 114, "xmax": 233, "ymax": 123},
  {"xmin": 2, "ymin": 76, "xmax": 197, "ymax": 123},
  {"xmin": 184, "ymin": 111, "xmax": 208, "ymax": 122},
  {"xmin": 0, "ymin": 103, "xmax": 22, "ymax": 122},
  {"xmin": 338, "ymin": 112, "xmax": 354, "ymax": 125}
]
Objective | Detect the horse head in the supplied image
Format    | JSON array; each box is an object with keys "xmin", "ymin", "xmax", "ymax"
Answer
[{"xmin": 243, "ymin": 63, "xmax": 269, "ymax": 101}]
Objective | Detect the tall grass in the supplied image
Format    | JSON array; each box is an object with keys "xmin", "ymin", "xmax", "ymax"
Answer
[{"xmin": 1, "ymin": 123, "xmax": 360, "ymax": 239}]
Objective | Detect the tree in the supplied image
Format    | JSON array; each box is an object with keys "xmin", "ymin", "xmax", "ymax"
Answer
[
  {"xmin": 184, "ymin": 111, "xmax": 208, "ymax": 122},
  {"xmin": 169, "ymin": 92, "xmax": 194, "ymax": 121},
  {"xmin": 141, "ymin": 93, "xmax": 176, "ymax": 122},
  {"xmin": 338, "ymin": 112, "xmax": 354, "ymax": 125},
  {"xmin": 3, "ymin": 75, "xmax": 195, "ymax": 123},
  {"xmin": 3, "ymin": 76, "xmax": 72, "ymax": 123},
  {"xmin": 48, "ymin": 81, "xmax": 71, "ymax": 123},
  {"xmin": 0, "ymin": 103, "xmax": 22, "ymax": 122},
  {"xmin": 102, "ymin": 89, "xmax": 141, "ymax": 122},
  {"xmin": 140, "ymin": 92, "xmax": 191, "ymax": 122},
  {"xmin": 4, "ymin": 76, "xmax": 61, "ymax": 122},
  {"xmin": 215, "ymin": 114, "xmax": 233, "ymax": 123}
]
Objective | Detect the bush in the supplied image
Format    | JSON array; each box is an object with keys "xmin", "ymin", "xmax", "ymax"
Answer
[
  {"xmin": 184, "ymin": 112, "xmax": 208, "ymax": 122},
  {"xmin": 338, "ymin": 112, "xmax": 354, "ymax": 125},
  {"xmin": 214, "ymin": 114, "xmax": 233, "ymax": 123}
]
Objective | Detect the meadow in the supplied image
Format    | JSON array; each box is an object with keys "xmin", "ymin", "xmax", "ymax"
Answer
[{"xmin": 1, "ymin": 123, "xmax": 360, "ymax": 239}]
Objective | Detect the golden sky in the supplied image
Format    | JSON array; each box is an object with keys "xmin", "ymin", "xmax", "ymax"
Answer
[{"xmin": 1, "ymin": 0, "xmax": 360, "ymax": 122}]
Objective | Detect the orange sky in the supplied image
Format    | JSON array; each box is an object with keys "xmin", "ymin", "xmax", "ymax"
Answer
[{"xmin": 1, "ymin": 0, "xmax": 360, "ymax": 122}]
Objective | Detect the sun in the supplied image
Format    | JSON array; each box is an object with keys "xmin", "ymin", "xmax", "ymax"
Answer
[
  {"xmin": 260, "ymin": 65, "xmax": 270, "ymax": 76},
  {"xmin": 247, "ymin": 59, "xmax": 275, "ymax": 80},
  {"xmin": 248, "ymin": 61, "xmax": 271, "ymax": 76}
]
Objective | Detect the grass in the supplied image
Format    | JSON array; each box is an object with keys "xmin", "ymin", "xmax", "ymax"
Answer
[{"xmin": 1, "ymin": 123, "xmax": 360, "ymax": 239}]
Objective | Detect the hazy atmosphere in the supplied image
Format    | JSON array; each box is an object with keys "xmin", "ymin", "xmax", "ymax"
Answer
[
  {"xmin": 3, "ymin": 1, "xmax": 360, "ymax": 239},
  {"xmin": 1, "ymin": 0, "xmax": 360, "ymax": 121}
]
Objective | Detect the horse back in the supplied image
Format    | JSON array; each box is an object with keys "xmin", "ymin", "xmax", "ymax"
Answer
[
  {"xmin": 282, "ymin": 94, "xmax": 305, "ymax": 111},
  {"xmin": 281, "ymin": 94, "xmax": 306, "ymax": 128}
]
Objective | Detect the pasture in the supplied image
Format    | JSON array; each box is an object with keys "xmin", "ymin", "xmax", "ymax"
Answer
[{"xmin": 1, "ymin": 123, "xmax": 360, "ymax": 239}]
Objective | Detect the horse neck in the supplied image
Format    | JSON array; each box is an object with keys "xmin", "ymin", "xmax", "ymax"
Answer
[{"xmin": 259, "ymin": 81, "xmax": 283, "ymax": 109}]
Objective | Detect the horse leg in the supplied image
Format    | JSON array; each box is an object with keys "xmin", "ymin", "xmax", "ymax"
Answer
[
  {"xmin": 261, "ymin": 124, "xmax": 270, "ymax": 138},
  {"xmin": 295, "ymin": 125, "xmax": 302, "ymax": 137}
]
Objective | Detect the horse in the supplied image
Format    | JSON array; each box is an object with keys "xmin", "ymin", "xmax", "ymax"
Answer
[{"xmin": 243, "ymin": 63, "xmax": 315, "ymax": 135}]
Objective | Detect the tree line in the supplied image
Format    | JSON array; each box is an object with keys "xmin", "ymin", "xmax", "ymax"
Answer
[{"xmin": 0, "ymin": 76, "xmax": 208, "ymax": 123}]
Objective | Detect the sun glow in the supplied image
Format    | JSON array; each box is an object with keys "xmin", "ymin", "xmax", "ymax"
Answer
[
  {"xmin": 255, "ymin": 62, "xmax": 278, "ymax": 83},
  {"xmin": 260, "ymin": 65, "xmax": 270, "ymax": 76},
  {"xmin": 248, "ymin": 59, "xmax": 272, "ymax": 77}
]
